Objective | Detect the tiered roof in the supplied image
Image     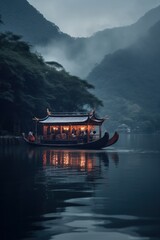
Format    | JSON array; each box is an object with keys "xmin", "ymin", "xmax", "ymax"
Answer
[{"xmin": 36, "ymin": 112, "xmax": 105, "ymax": 126}]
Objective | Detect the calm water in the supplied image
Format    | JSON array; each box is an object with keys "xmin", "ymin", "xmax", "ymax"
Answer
[{"xmin": 1, "ymin": 134, "xmax": 160, "ymax": 240}]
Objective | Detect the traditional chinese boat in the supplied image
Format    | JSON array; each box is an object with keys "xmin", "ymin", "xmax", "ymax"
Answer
[{"xmin": 23, "ymin": 111, "xmax": 119, "ymax": 149}]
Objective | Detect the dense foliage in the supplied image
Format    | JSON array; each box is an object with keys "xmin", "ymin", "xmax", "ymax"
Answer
[{"xmin": 0, "ymin": 32, "xmax": 102, "ymax": 134}]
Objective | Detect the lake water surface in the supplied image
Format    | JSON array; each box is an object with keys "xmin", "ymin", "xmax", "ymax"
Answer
[{"xmin": 1, "ymin": 134, "xmax": 160, "ymax": 240}]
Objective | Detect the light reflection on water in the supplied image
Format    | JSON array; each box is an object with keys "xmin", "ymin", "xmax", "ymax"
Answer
[{"xmin": 1, "ymin": 134, "xmax": 160, "ymax": 240}]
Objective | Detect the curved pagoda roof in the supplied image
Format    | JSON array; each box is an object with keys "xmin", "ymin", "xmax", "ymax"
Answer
[{"xmin": 36, "ymin": 112, "xmax": 105, "ymax": 126}]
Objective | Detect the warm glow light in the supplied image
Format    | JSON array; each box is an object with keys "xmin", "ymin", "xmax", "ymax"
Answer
[
  {"xmin": 43, "ymin": 151, "xmax": 47, "ymax": 166},
  {"xmin": 42, "ymin": 150, "xmax": 98, "ymax": 172},
  {"xmin": 64, "ymin": 153, "xmax": 69, "ymax": 165},
  {"xmin": 53, "ymin": 127, "xmax": 59, "ymax": 130},
  {"xmin": 80, "ymin": 156, "xmax": 86, "ymax": 168},
  {"xmin": 51, "ymin": 153, "xmax": 58, "ymax": 165},
  {"xmin": 63, "ymin": 127, "xmax": 69, "ymax": 130},
  {"xmin": 87, "ymin": 160, "xmax": 93, "ymax": 171}
]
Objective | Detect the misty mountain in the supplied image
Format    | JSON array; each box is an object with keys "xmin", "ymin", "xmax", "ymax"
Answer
[
  {"xmin": 87, "ymin": 21, "xmax": 160, "ymax": 132},
  {"xmin": 1, "ymin": 0, "xmax": 160, "ymax": 78},
  {"xmin": 37, "ymin": 4, "xmax": 160, "ymax": 77},
  {"xmin": 0, "ymin": 0, "xmax": 72, "ymax": 45},
  {"xmin": 79, "ymin": 4, "xmax": 160, "ymax": 76}
]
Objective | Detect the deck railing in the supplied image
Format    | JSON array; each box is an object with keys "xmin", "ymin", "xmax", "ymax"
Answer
[{"xmin": 37, "ymin": 133, "xmax": 99, "ymax": 143}]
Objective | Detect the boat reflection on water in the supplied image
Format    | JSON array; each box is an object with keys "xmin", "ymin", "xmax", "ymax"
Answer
[
  {"xmin": 0, "ymin": 146, "xmax": 118, "ymax": 240},
  {"xmin": 28, "ymin": 148, "xmax": 119, "ymax": 170},
  {"xmin": 26, "ymin": 149, "xmax": 119, "ymax": 188},
  {"xmin": 43, "ymin": 150, "xmax": 92, "ymax": 169},
  {"xmin": 23, "ymin": 149, "xmax": 119, "ymax": 239}
]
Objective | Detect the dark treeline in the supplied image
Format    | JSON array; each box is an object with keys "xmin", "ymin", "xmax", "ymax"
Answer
[{"xmin": 0, "ymin": 31, "xmax": 102, "ymax": 135}]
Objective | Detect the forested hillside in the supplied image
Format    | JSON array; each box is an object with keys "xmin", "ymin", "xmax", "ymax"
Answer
[
  {"xmin": 87, "ymin": 21, "xmax": 160, "ymax": 132},
  {"xmin": 0, "ymin": 31, "xmax": 102, "ymax": 134}
]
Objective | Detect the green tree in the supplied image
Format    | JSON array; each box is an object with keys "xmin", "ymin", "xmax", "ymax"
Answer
[{"xmin": 0, "ymin": 32, "xmax": 102, "ymax": 134}]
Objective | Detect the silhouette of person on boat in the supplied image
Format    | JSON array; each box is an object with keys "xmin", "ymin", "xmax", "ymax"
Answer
[{"xmin": 28, "ymin": 131, "xmax": 35, "ymax": 142}]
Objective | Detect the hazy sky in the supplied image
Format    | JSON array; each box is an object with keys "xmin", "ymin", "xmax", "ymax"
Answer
[{"xmin": 27, "ymin": 0, "xmax": 160, "ymax": 37}]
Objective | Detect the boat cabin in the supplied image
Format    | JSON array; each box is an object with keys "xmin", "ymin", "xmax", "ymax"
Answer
[{"xmin": 34, "ymin": 112, "xmax": 105, "ymax": 144}]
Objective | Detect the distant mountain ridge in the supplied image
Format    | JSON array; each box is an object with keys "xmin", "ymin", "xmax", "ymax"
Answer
[
  {"xmin": 0, "ymin": 0, "xmax": 72, "ymax": 45},
  {"xmin": 0, "ymin": 0, "xmax": 160, "ymax": 77},
  {"xmin": 82, "ymin": 4, "xmax": 160, "ymax": 76},
  {"xmin": 87, "ymin": 20, "xmax": 160, "ymax": 132}
]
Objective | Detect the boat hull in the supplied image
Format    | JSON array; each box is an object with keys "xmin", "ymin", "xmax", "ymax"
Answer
[{"xmin": 23, "ymin": 132, "xmax": 119, "ymax": 150}]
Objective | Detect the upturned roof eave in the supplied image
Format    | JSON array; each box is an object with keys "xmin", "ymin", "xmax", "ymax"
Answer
[{"xmin": 34, "ymin": 113, "xmax": 105, "ymax": 125}]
